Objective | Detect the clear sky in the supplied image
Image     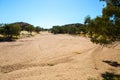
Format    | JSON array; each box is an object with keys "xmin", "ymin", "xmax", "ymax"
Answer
[{"xmin": 0, "ymin": 0, "xmax": 104, "ymax": 28}]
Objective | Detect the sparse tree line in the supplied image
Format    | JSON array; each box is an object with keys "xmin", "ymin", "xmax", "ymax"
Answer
[
  {"xmin": 50, "ymin": 23, "xmax": 86, "ymax": 35},
  {"xmin": 0, "ymin": 22, "xmax": 45, "ymax": 41},
  {"xmin": 51, "ymin": 0, "xmax": 120, "ymax": 45},
  {"xmin": 0, "ymin": 0, "xmax": 120, "ymax": 44}
]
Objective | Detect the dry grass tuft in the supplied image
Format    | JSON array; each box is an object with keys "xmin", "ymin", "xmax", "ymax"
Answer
[
  {"xmin": 74, "ymin": 51, "xmax": 81, "ymax": 54},
  {"xmin": 47, "ymin": 63, "xmax": 55, "ymax": 66}
]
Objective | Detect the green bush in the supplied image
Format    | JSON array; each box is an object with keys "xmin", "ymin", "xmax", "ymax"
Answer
[{"xmin": 4, "ymin": 24, "xmax": 21, "ymax": 38}]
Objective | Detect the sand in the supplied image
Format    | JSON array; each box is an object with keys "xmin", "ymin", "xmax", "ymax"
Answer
[{"xmin": 0, "ymin": 32, "xmax": 120, "ymax": 80}]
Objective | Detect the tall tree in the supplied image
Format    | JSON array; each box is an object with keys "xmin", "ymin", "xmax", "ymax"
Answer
[
  {"xmin": 101, "ymin": 0, "xmax": 120, "ymax": 41},
  {"xmin": 85, "ymin": 0, "xmax": 120, "ymax": 45}
]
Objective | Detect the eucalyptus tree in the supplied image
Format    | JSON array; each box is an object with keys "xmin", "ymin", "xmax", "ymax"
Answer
[{"xmin": 84, "ymin": 0, "xmax": 120, "ymax": 45}]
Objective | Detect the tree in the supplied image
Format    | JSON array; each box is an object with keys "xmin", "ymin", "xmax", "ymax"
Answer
[
  {"xmin": 84, "ymin": 15, "xmax": 91, "ymax": 25},
  {"xmin": 101, "ymin": 0, "xmax": 120, "ymax": 41},
  {"xmin": 51, "ymin": 23, "xmax": 84, "ymax": 34},
  {"xmin": 35, "ymin": 26, "xmax": 42, "ymax": 33},
  {"xmin": 51, "ymin": 26, "xmax": 61, "ymax": 34},
  {"xmin": 88, "ymin": 16, "xmax": 113, "ymax": 44},
  {"xmin": 25, "ymin": 25, "xmax": 35, "ymax": 35},
  {"xmin": 0, "ymin": 23, "xmax": 4, "ymax": 34},
  {"xmin": 67, "ymin": 26, "xmax": 77, "ymax": 34},
  {"xmin": 0, "ymin": 27, "xmax": 4, "ymax": 35},
  {"xmin": 84, "ymin": 16, "xmax": 93, "ymax": 37},
  {"xmin": 84, "ymin": 0, "xmax": 120, "ymax": 45},
  {"xmin": 4, "ymin": 24, "xmax": 21, "ymax": 38}
]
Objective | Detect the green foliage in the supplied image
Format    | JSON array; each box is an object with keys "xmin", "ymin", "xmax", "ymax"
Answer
[
  {"xmin": 51, "ymin": 26, "xmax": 61, "ymax": 34},
  {"xmin": 0, "ymin": 27, "xmax": 4, "ymax": 34},
  {"xmin": 0, "ymin": 22, "xmax": 38, "ymax": 41},
  {"xmin": 51, "ymin": 23, "xmax": 86, "ymax": 35},
  {"xmin": 3, "ymin": 24, "xmax": 21, "ymax": 38},
  {"xmin": 0, "ymin": 24, "xmax": 5, "ymax": 34},
  {"xmin": 13, "ymin": 22, "xmax": 33, "ymax": 30},
  {"xmin": 25, "ymin": 25, "xmax": 35, "ymax": 34},
  {"xmin": 84, "ymin": 0, "xmax": 120, "ymax": 45},
  {"xmin": 84, "ymin": 15, "xmax": 91, "ymax": 25},
  {"xmin": 67, "ymin": 26, "xmax": 77, "ymax": 34},
  {"xmin": 35, "ymin": 26, "xmax": 43, "ymax": 33}
]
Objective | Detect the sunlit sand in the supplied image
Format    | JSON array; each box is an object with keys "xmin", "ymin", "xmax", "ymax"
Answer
[{"xmin": 0, "ymin": 32, "xmax": 120, "ymax": 80}]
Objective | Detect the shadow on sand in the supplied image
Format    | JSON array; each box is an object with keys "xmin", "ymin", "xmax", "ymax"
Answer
[
  {"xmin": 0, "ymin": 37, "xmax": 15, "ymax": 42},
  {"xmin": 103, "ymin": 60, "xmax": 120, "ymax": 67},
  {"xmin": 101, "ymin": 72, "xmax": 120, "ymax": 80}
]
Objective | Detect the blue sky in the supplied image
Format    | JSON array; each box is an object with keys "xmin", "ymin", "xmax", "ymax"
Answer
[{"xmin": 0, "ymin": 0, "xmax": 105, "ymax": 28}]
